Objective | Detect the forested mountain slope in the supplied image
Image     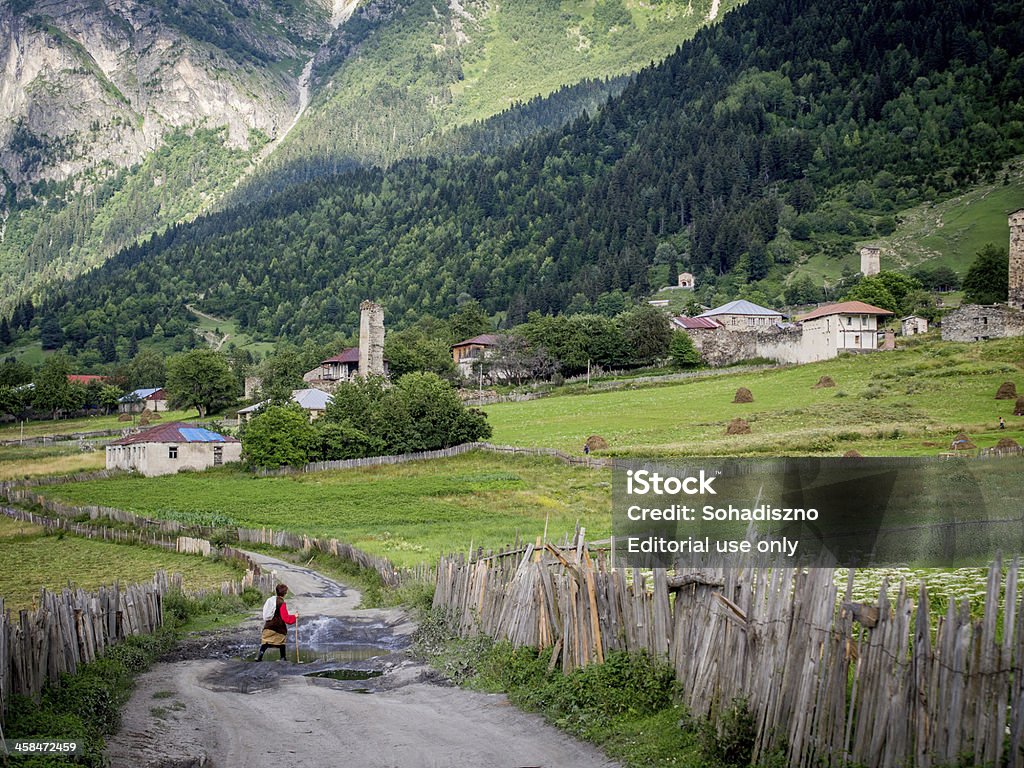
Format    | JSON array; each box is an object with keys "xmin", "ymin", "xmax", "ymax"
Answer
[{"xmin": 10, "ymin": 0, "xmax": 1024, "ymax": 361}]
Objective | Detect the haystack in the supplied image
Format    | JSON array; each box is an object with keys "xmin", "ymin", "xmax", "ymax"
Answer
[
  {"xmin": 117, "ymin": 413, "xmax": 132, "ymax": 422},
  {"xmin": 585, "ymin": 435, "xmax": 609, "ymax": 451},
  {"xmin": 996, "ymin": 438, "xmax": 1021, "ymax": 451},
  {"xmin": 725, "ymin": 418, "xmax": 751, "ymax": 435},
  {"xmin": 138, "ymin": 411, "xmax": 152, "ymax": 426},
  {"xmin": 995, "ymin": 381, "xmax": 1018, "ymax": 400},
  {"xmin": 950, "ymin": 432, "xmax": 976, "ymax": 450},
  {"xmin": 1015, "ymin": 397, "xmax": 1024, "ymax": 416},
  {"xmin": 813, "ymin": 376, "xmax": 836, "ymax": 389},
  {"xmin": 843, "ymin": 449, "xmax": 863, "ymax": 458},
  {"xmin": 733, "ymin": 387, "xmax": 754, "ymax": 403},
  {"xmin": 149, "ymin": 411, "xmax": 162, "ymax": 420}
]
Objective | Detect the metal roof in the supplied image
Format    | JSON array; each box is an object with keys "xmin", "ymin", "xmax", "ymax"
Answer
[
  {"xmin": 291, "ymin": 389, "xmax": 333, "ymax": 410},
  {"xmin": 321, "ymin": 348, "xmax": 359, "ymax": 364},
  {"xmin": 671, "ymin": 316, "xmax": 722, "ymax": 330},
  {"xmin": 798, "ymin": 301, "xmax": 894, "ymax": 321},
  {"xmin": 119, "ymin": 387, "xmax": 164, "ymax": 402},
  {"xmin": 697, "ymin": 300, "xmax": 784, "ymax": 318},
  {"xmin": 451, "ymin": 334, "xmax": 503, "ymax": 348},
  {"xmin": 109, "ymin": 423, "xmax": 239, "ymax": 445}
]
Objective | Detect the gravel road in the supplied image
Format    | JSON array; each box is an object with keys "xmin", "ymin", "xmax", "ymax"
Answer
[{"xmin": 105, "ymin": 553, "xmax": 619, "ymax": 768}]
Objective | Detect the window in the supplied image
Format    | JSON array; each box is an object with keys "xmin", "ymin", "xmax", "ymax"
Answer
[
  {"xmin": 847, "ymin": 317, "xmax": 853, "ymax": 326},
  {"xmin": 213, "ymin": 446, "xmax": 223, "ymax": 466},
  {"xmin": 169, "ymin": 446, "xmax": 178, "ymax": 459}
]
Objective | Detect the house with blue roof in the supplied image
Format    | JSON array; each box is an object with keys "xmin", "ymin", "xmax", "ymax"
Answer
[
  {"xmin": 118, "ymin": 387, "xmax": 169, "ymax": 414},
  {"xmin": 106, "ymin": 422, "xmax": 241, "ymax": 476}
]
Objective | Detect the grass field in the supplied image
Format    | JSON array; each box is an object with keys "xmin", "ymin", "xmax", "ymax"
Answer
[
  {"xmin": 38, "ymin": 453, "xmax": 612, "ymax": 567},
  {"xmin": 0, "ymin": 442, "xmax": 106, "ymax": 481},
  {"xmin": 0, "ymin": 408, "xmax": 205, "ymax": 441},
  {"xmin": 0, "ymin": 518, "xmax": 244, "ymax": 608},
  {"xmin": 483, "ymin": 337, "xmax": 1024, "ymax": 457}
]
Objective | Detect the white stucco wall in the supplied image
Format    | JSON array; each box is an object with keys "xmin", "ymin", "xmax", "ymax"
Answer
[{"xmin": 106, "ymin": 442, "xmax": 241, "ymax": 477}]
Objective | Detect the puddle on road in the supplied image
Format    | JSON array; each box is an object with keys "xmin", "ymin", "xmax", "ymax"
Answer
[
  {"xmin": 237, "ymin": 615, "xmax": 403, "ymax": 666},
  {"xmin": 304, "ymin": 669, "xmax": 383, "ymax": 681}
]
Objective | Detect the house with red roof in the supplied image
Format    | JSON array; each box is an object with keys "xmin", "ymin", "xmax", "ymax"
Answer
[
  {"xmin": 797, "ymin": 301, "xmax": 893, "ymax": 353},
  {"xmin": 106, "ymin": 422, "xmax": 241, "ymax": 477}
]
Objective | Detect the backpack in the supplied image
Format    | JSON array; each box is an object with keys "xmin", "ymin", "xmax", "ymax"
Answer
[{"xmin": 262, "ymin": 596, "xmax": 278, "ymax": 621}]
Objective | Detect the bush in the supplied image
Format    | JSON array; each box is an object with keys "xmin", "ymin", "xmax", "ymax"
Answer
[{"xmin": 241, "ymin": 402, "xmax": 315, "ymax": 468}]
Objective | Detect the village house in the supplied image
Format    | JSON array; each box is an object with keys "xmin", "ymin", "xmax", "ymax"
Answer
[
  {"xmin": 451, "ymin": 334, "xmax": 504, "ymax": 378},
  {"xmin": 902, "ymin": 315, "xmax": 929, "ymax": 336},
  {"xmin": 303, "ymin": 348, "xmax": 391, "ymax": 389},
  {"xmin": 236, "ymin": 388, "xmax": 333, "ymax": 425},
  {"xmin": 696, "ymin": 300, "xmax": 785, "ymax": 330},
  {"xmin": 118, "ymin": 387, "xmax": 168, "ymax": 414},
  {"xmin": 677, "ymin": 272, "xmax": 695, "ymax": 289},
  {"xmin": 106, "ymin": 422, "xmax": 241, "ymax": 477},
  {"xmin": 797, "ymin": 301, "xmax": 893, "ymax": 352}
]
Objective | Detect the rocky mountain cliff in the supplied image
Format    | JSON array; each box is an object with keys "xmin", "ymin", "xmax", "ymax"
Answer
[
  {"xmin": 1, "ymin": 0, "xmax": 328, "ymax": 190},
  {"xmin": 0, "ymin": 0, "xmax": 338, "ymax": 306}
]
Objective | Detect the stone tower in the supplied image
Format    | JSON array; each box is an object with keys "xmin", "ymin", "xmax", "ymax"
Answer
[
  {"xmin": 859, "ymin": 246, "xmax": 881, "ymax": 276},
  {"xmin": 1009, "ymin": 209, "xmax": 1024, "ymax": 311},
  {"xmin": 358, "ymin": 300, "xmax": 385, "ymax": 377}
]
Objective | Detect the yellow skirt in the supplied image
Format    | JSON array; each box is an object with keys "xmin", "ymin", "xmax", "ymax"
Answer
[{"xmin": 261, "ymin": 628, "xmax": 287, "ymax": 645}]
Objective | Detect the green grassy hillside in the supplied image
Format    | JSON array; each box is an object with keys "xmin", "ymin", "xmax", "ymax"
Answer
[
  {"xmin": 795, "ymin": 158, "xmax": 1024, "ymax": 285},
  {"xmin": 483, "ymin": 337, "xmax": 1024, "ymax": 457}
]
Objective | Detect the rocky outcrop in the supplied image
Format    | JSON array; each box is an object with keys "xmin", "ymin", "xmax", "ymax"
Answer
[{"xmin": 0, "ymin": 0, "xmax": 326, "ymax": 190}]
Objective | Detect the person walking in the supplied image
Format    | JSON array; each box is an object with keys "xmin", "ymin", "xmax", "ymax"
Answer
[
  {"xmin": 257, "ymin": 583, "xmax": 298, "ymax": 661},
  {"xmin": 1000, "ymin": 416, "xmax": 1006, "ymax": 430}
]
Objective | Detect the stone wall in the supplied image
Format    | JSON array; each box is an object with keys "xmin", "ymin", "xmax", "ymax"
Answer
[
  {"xmin": 358, "ymin": 300, "xmax": 386, "ymax": 377},
  {"xmin": 941, "ymin": 304, "xmax": 1024, "ymax": 342}
]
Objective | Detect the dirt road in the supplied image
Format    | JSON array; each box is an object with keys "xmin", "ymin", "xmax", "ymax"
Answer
[{"xmin": 106, "ymin": 553, "xmax": 619, "ymax": 768}]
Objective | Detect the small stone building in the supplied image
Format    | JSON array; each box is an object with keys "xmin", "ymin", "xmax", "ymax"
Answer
[
  {"xmin": 677, "ymin": 272, "xmax": 695, "ymax": 289},
  {"xmin": 901, "ymin": 315, "xmax": 929, "ymax": 336},
  {"xmin": 106, "ymin": 422, "xmax": 241, "ymax": 477}
]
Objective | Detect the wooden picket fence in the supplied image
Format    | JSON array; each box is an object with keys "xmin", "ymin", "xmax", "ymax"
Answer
[
  {"xmin": 0, "ymin": 561, "xmax": 277, "ymax": 726},
  {"xmin": 434, "ymin": 535, "xmax": 1024, "ymax": 768}
]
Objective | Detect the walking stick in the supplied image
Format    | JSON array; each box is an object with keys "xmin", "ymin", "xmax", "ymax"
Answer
[{"xmin": 294, "ymin": 614, "xmax": 300, "ymax": 664}]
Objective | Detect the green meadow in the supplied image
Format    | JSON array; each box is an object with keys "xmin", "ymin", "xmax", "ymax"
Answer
[
  {"xmin": 0, "ymin": 517, "xmax": 243, "ymax": 608},
  {"xmin": 483, "ymin": 337, "xmax": 1024, "ymax": 457},
  {"xmin": 38, "ymin": 453, "xmax": 612, "ymax": 567}
]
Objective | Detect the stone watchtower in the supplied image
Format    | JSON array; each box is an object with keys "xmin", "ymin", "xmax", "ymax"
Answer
[
  {"xmin": 358, "ymin": 300, "xmax": 385, "ymax": 378},
  {"xmin": 1009, "ymin": 209, "xmax": 1024, "ymax": 311},
  {"xmin": 859, "ymin": 246, "xmax": 881, "ymax": 276}
]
